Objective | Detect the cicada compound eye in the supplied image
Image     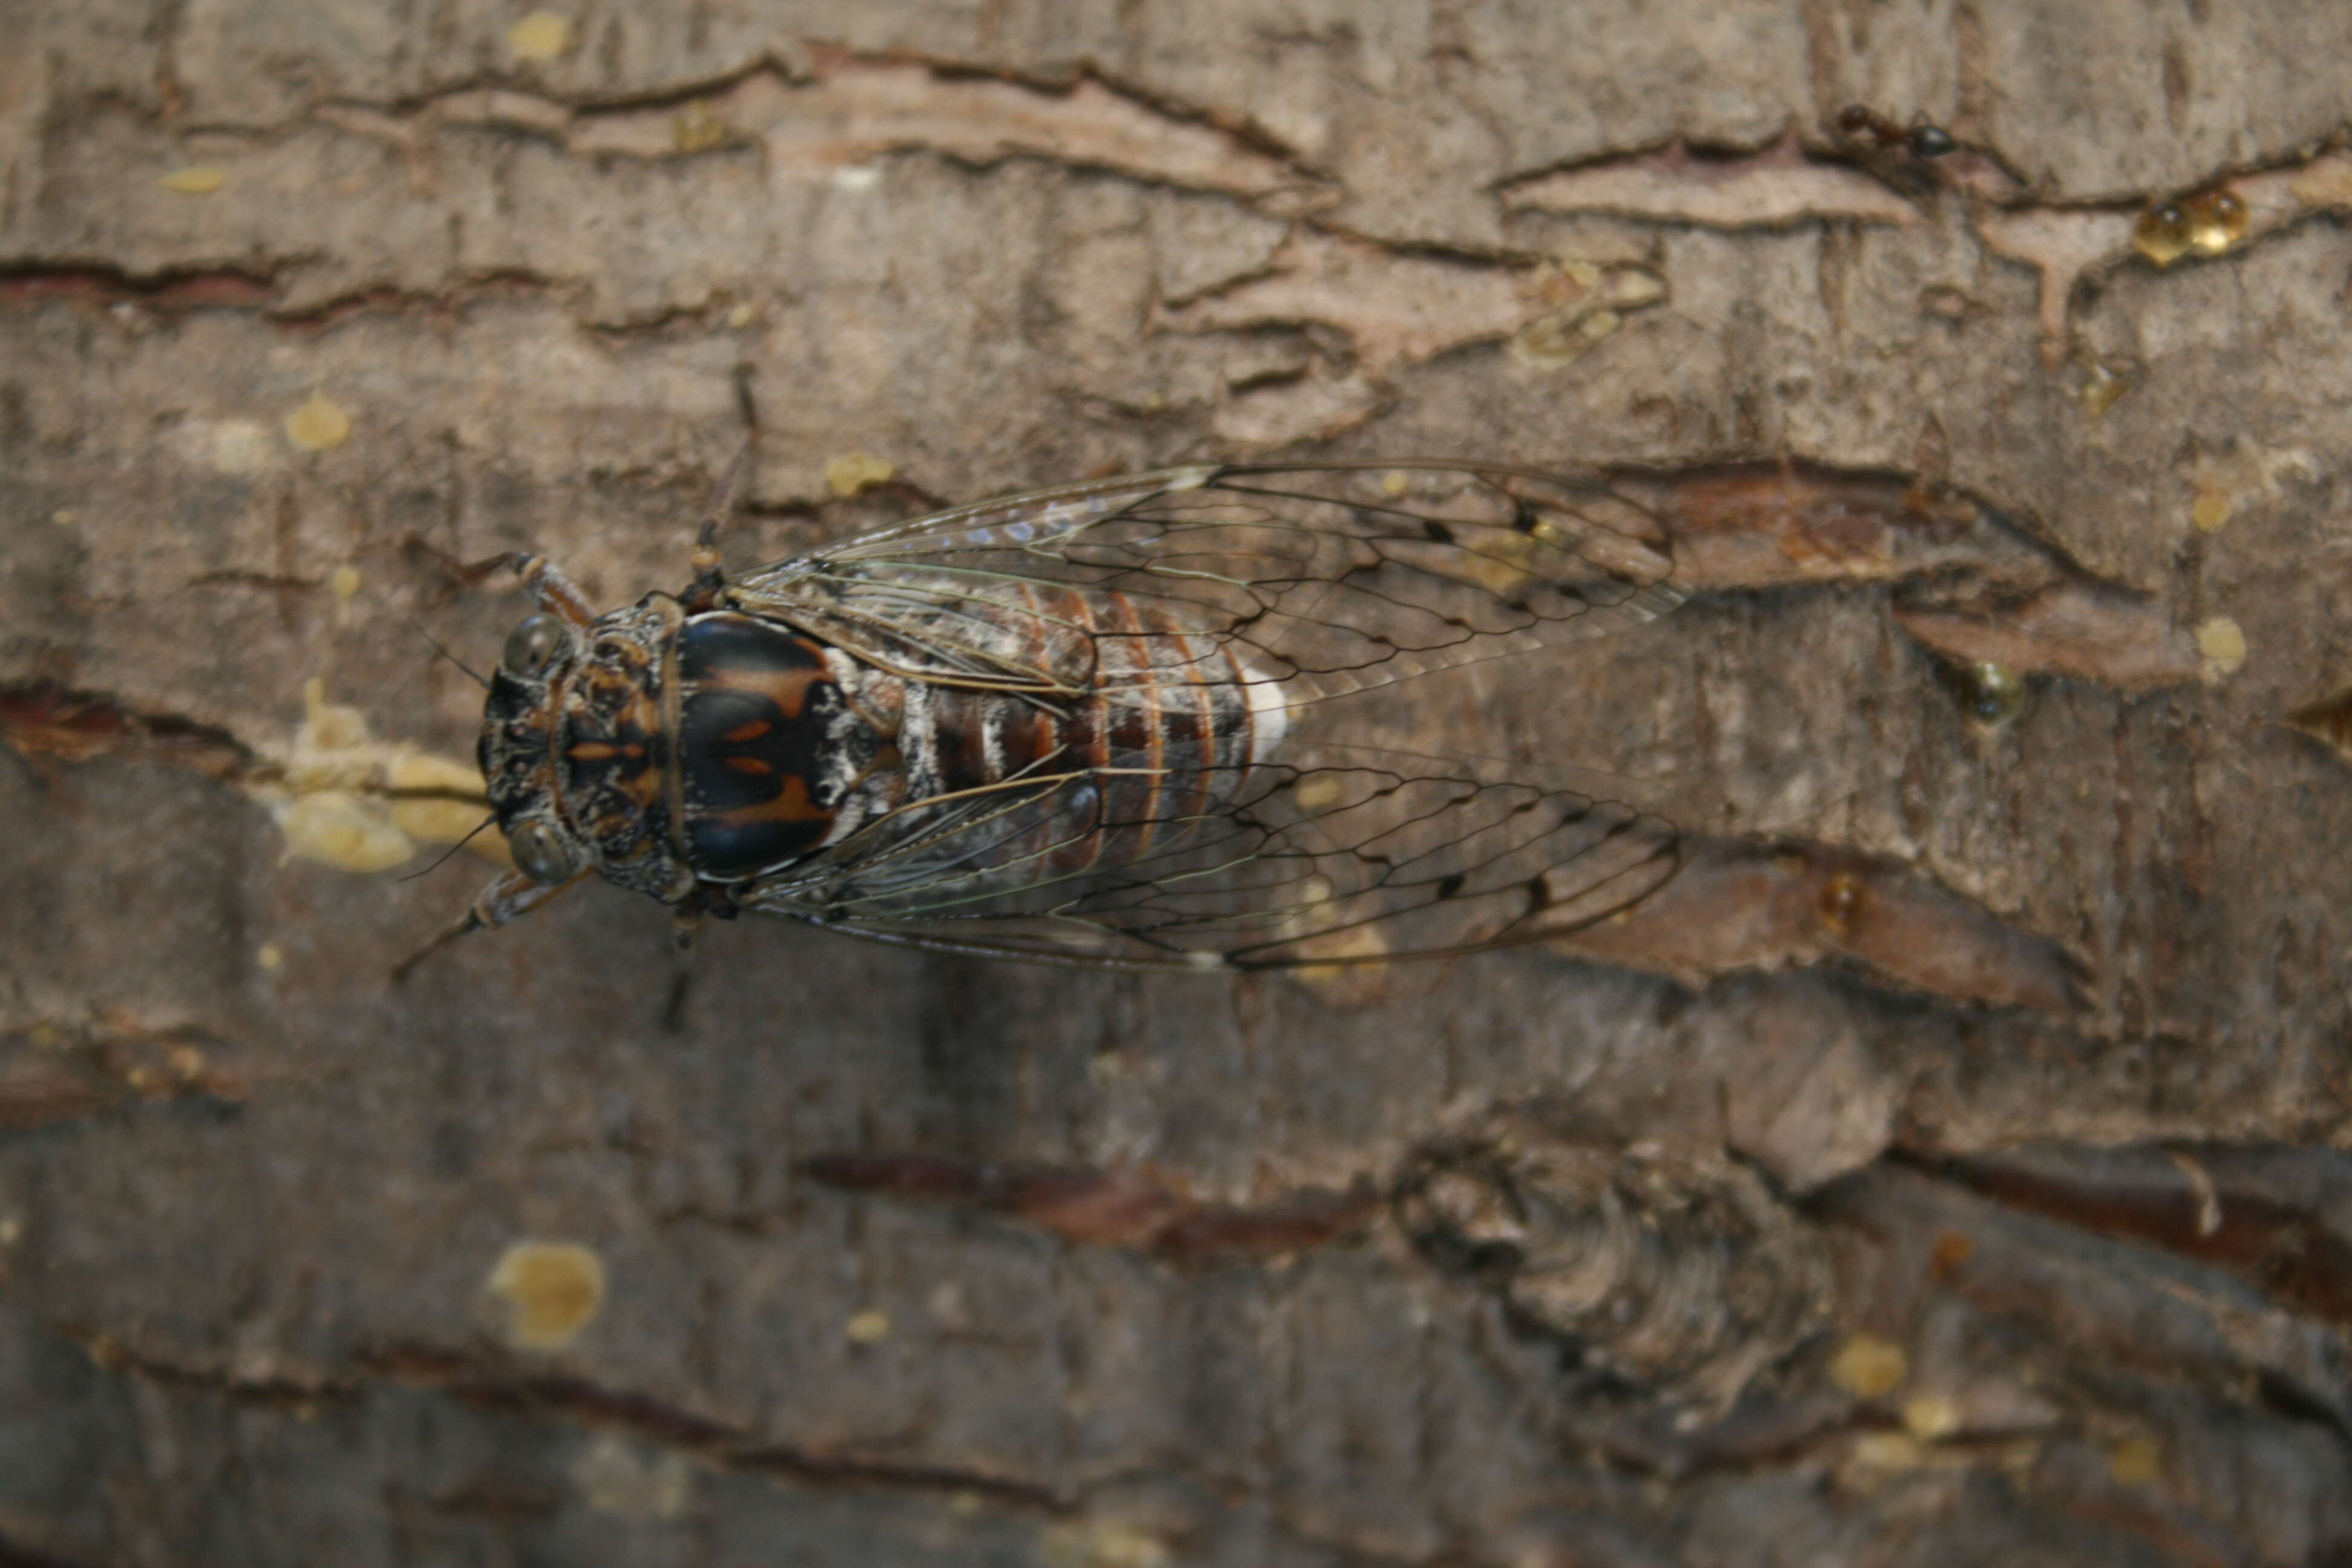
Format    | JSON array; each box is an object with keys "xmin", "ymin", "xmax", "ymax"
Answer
[
  {"xmin": 508, "ymin": 818, "xmax": 577, "ymax": 885},
  {"xmin": 501, "ymin": 613, "xmax": 572, "ymax": 678}
]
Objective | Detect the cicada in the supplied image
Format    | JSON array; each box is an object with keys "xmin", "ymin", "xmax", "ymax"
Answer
[{"xmin": 449, "ymin": 462, "xmax": 1685, "ymax": 971}]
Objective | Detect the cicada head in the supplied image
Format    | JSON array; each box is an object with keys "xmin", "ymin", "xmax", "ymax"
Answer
[{"xmin": 479, "ymin": 593, "xmax": 696, "ymax": 905}]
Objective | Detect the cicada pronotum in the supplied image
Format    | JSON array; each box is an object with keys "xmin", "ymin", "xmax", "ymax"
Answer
[{"xmin": 439, "ymin": 462, "xmax": 1686, "ymax": 972}]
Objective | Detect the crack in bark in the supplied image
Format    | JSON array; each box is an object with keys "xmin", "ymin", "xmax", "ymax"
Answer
[
  {"xmin": 801, "ymin": 1154, "xmax": 1383, "ymax": 1262},
  {"xmin": 1500, "ymin": 129, "xmax": 1936, "ymax": 230},
  {"xmin": 47, "ymin": 1327, "xmax": 1076, "ymax": 1515},
  {"xmin": 0, "ymin": 678, "xmax": 504, "ymax": 881},
  {"xmin": 0, "ymin": 261, "xmax": 279, "ymax": 314},
  {"xmin": 0, "ymin": 681, "xmax": 260, "ymax": 783},
  {"xmin": 357, "ymin": 1345, "xmax": 1072, "ymax": 1512}
]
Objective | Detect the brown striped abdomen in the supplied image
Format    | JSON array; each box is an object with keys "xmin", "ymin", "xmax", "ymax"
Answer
[{"xmin": 901, "ymin": 584, "xmax": 1281, "ymax": 883}]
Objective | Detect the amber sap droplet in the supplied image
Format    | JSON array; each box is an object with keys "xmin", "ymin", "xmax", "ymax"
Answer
[
  {"xmin": 672, "ymin": 102, "xmax": 732, "ymax": 154},
  {"xmin": 2108, "ymin": 1435, "xmax": 2162, "ymax": 1488},
  {"xmin": 486, "ymin": 1240, "xmax": 605, "ymax": 1351},
  {"xmin": 2074, "ymin": 356, "xmax": 2137, "ymax": 419},
  {"xmin": 824, "ymin": 451, "xmax": 894, "ymax": 498},
  {"xmin": 1936, "ymin": 659, "xmax": 2028, "ymax": 727},
  {"xmin": 1828, "ymin": 1332, "xmax": 1909, "ymax": 1399},
  {"xmin": 1815, "ymin": 873, "xmax": 1866, "ymax": 938},
  {"xmin": 2183, "ymin": 187, "xmax": 2249, "ymax": 255},
  {"xmin": 1903, "ymin": 1394, "xmax": 1961, "ymax": 1441},
  {"xmin": 2133, "ymin": 201, "xmax": 2193, "ymax": 267},
  {"xmin": 506, "ymin": 10, "xmax": 570, "ymax": 61}
]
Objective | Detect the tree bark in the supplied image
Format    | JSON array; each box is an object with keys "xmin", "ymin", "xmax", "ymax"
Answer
[{"xmin": 7, "ymin": 2, "xmax": 2352, "ymax": 1563}]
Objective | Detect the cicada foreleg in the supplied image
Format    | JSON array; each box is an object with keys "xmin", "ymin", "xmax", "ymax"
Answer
[
  {"xmin": 455, "ymin": 550, "xmax": 599, "ymax": 629},
  {"xmin": 514, "ymin": 554, "xmax": 598, "ymax": 629},
  {"xmin": 390, "ymin": 867, "xmax": 585, "ymax": 982}
]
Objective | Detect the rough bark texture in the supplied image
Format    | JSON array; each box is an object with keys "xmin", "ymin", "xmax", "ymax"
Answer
[{"xmin": 7, "ymin": 2, "xmax": 2352, "ymax": 1564}]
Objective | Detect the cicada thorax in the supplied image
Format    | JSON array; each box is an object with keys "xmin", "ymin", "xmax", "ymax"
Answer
[{"xmin": 671, "ymin": 613, "xmax": 872, "ymax": 879}]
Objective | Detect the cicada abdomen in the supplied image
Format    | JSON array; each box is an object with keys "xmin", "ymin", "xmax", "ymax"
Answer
[
  {"xmin": 735, "ymin": 576, "xmax": 1292, "ymax": 921},
  {"xmin": 460, "ymin": 462, "xmax": 1685, "ymax": 971}
]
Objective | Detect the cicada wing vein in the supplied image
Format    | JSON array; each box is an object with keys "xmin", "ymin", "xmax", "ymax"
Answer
[
  {"xmin": 720, "ymin": 462, "xmax": 1682, "ymax": 706},
  {"xmin": 743, "ymin": 739, "xmax": 1680, "ymax": 971}
]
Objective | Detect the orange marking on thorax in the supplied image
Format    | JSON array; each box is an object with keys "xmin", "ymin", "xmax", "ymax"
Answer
[
  {"xmin": 711, "ymin": 774, "xmax": 831, "ymax": 829},
  {"xmin": 618, "ymin": 765, "xmax": 666, "ymax": 811},
  {"xmin": 566, "ymin": 740, "xmax": 646, "ymax": 761},
  {"xmin": 704, "ymin": 659, "xmax": 828, "ymax": 718}
]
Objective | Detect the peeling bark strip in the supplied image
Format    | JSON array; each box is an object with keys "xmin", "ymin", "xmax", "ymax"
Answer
[
  {"xmin": 0, "ymin": 681, "xmax": 256, "ymax": 781},
  {"xmin": 1154, "ymin": 229, "xmax": 1666, "ymax": 376},
  {"xmin": 1973, "ymin": 149, "xmax": 2352, "ymax": 356},
  {"xmin": 1932, "ymin": 1143, "xmax": 2352, "ymax": 1326},
  {"xmin": 1554, "ymin": 835, "xmax": 2085, "ymax": 1012},
  {"xmin": 319, "ymin": 50, "xmax": 1334, "ymax": 209},
  {"xmin": 801, "ymin": 1153, "xmax": 1379, "ymax": 1262},
  {"xmin": 1609, "ymin": 462, "xmax": 2201, "ymax": 688},
  {"xmin": 0, "ymin": 266, "xmax": 279, "ymax": 315},
  {"xmin": 1817, "ymin": 1161, "xmax": 2352, "ymax": 1438},
  {"xmin": 1501, "ymin": 131, "xmax": 1930, "ymax": 229}
]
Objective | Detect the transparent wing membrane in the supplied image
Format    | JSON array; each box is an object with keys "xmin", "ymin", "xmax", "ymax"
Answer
[
  {"xmin": 758, "ymin": 746, "xmax": 1679, "ymax": 970},
  {"xmin": 708, "ymin": 463, "xmax": 1685, "ymax": 970},
  {"xmin": 727, "ymin": 462, "xmax": 1681, "ymax": 701}
]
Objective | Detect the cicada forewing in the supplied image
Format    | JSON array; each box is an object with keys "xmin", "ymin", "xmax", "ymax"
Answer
[{"xmin": 714, "ymin": 462, "xmax": 1685, "ymax": 970}]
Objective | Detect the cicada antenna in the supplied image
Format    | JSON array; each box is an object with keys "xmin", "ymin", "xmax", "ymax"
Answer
[
  {"xmin": 396, "ymin": 815, "xmax": 500, "ymax": 883},
  {"xmin": 404, "ymin": 616, "xmax": 489, "ymax": 689}
]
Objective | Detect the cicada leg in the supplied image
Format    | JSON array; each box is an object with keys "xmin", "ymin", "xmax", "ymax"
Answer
[
  {"xmin": 683, "ymin": 442, "xmax": 756, "ymax": 615},
  {"xmin": 506, "ymin": 554, "xmax": 598, "ymax": 629},
  {"xmin": 390, "ymin": 867, "xmax": 584, "ymax": 981},
  {"xmin": 448, "ymin": 549, "xmax": 598, "ymax": 629},
  {"xmin": 660, "ymin": 904, "xmax": 705, "ymax": 1032}
]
